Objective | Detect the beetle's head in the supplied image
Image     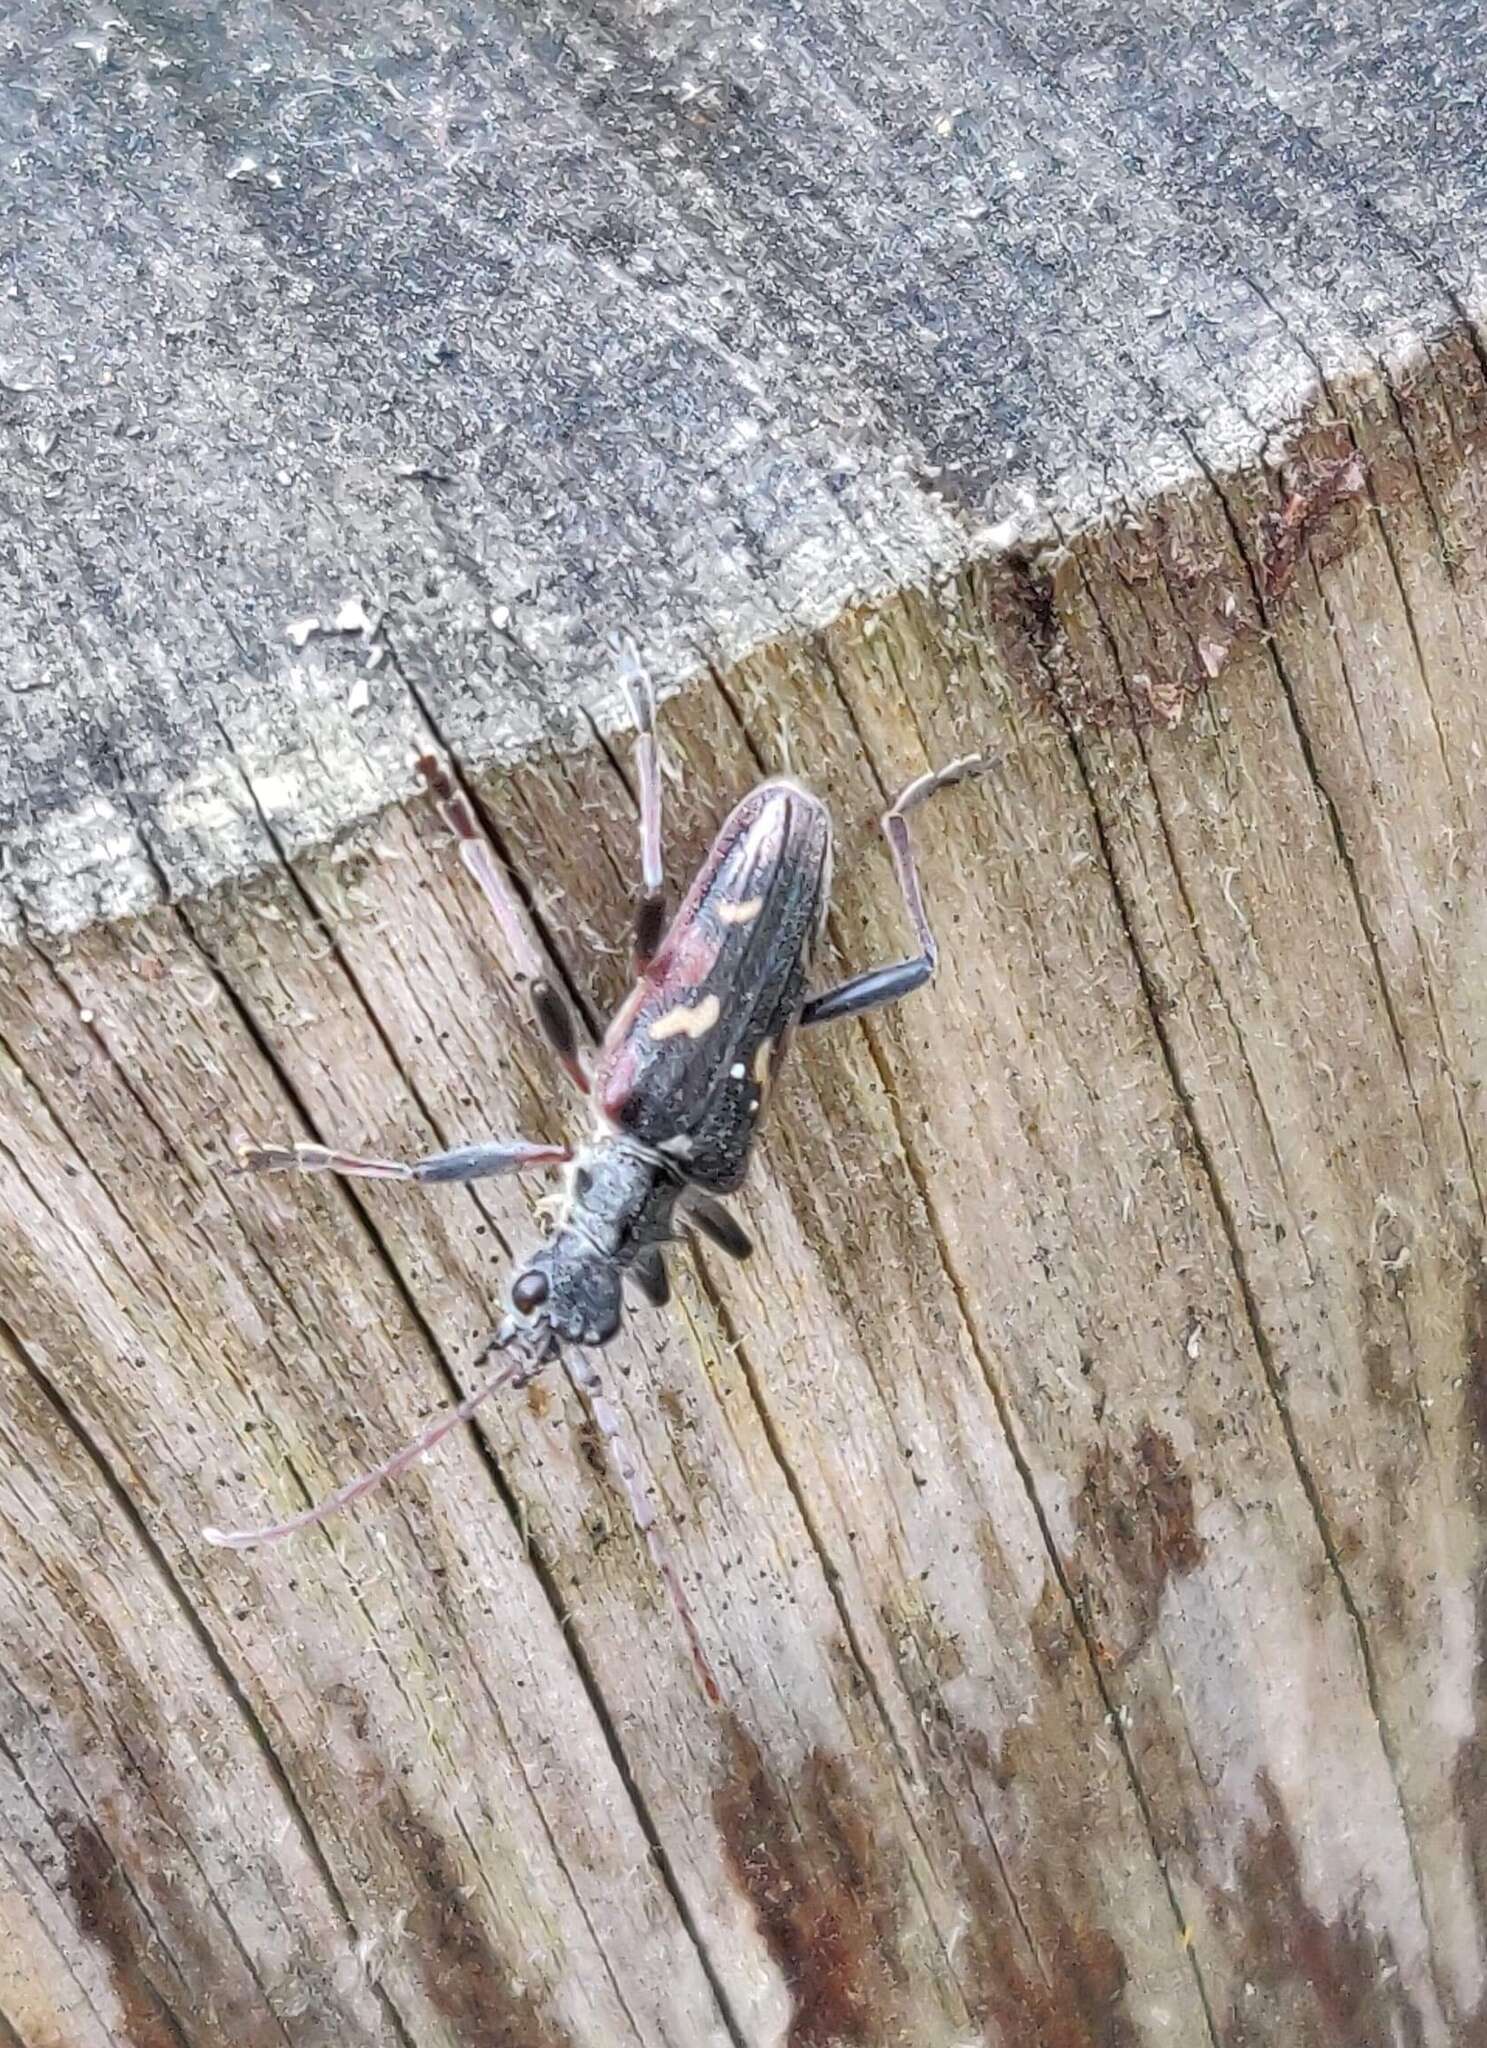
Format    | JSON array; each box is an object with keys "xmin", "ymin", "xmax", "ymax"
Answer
[{"xmin": 495, "ymin": 1233, "xmax": 624, "ymax": 1364}]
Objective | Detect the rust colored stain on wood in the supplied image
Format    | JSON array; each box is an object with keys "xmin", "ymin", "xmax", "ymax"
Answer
[
  {"xmin": 1075, "ymin": 1426, "xmax": 1205, "ymax": 1662},
  {"xmin": 385, "ymin": 1795, "xmax": 576, "ymax": 2048},
  {"xmin": 1220, "ymin": 1773, "xmax": 1429, "ymax": 2048},
  {"xmin": 712, "ymin": 1718, "xmax": 901, "ymax": 2047},
  {"xmin": 713, "ymin": 1714, "xmax": 1143, "ymax": 2048},
  {"xmin": 1260, "ymin": 432, "xmax": 1368, "ymax": 599},
  {"xmin": 959, "ymin": 1847, "xmax": 1141, "ymax": 2048}
]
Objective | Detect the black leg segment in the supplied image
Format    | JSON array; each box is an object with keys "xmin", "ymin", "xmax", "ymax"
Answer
[
  {"xmin": 629, "ymin": 1247, "xmax": 671, "ymax": 1307},
  {"xmin": 801, "ymin": 753, "xmax": 985, "ymax": 1030},
  {"xmin": 799, "ymin": 957, "xmax": 932, "ymax": 1028},
  {"xmin": 683, "ymin": 1190, "xmax": 753, "ymax": 1261}
]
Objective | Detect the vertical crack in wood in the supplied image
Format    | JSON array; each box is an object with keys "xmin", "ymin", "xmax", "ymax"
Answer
[
  {"xmin": 1049, "ymin": 563, "xmax": 1448, "ymax": 2016},
  {"xmin": 0, "ymin": 1313, "xmax": 419, "ymax": 2048},
  {"xmin": 794, "ymin": 645, "xmax": 1221, "ymax": 2041},
  {"xmin": 1205, "ymin": 290, "xmax": 1486, "ymax": 1225},
  {"xmin": 25, "ymin": 746, "xmax": 745, "ymax": 2048}
]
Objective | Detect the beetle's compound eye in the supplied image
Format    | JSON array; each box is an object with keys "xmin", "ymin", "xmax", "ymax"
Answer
[{"xmin": 511, "ymin": 1268, "xmax": 550, "ymax": 1316}]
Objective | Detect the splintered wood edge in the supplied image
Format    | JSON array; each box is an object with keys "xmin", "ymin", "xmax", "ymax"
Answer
[{"xmin": 5, "ymin": 331, "xmax": 1460, "ymax": 953}]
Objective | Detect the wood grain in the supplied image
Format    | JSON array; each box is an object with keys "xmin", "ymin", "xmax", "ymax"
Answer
[{"xmin": 5, "ymin": 2, "xmax": 1487, "ymax": 2043}]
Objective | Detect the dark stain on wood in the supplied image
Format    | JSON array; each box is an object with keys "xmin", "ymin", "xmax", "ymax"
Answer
[
  {"xmin": 712, "ymin": 1717, "xmax": 902, "ymax": 2046},
  {"xmin": 976, "ymin": 546, "xmax": 1096, "ymax": 726},
  {"xmin": 317, "ymin": 1686, "xmax": 574, "ymax": 2046},
  {"xmin": 62, "ymin": 1819, "xmax": 193, "ymax": 2048},
  {"xmin": 1219, "ymin": 1772, "xmax": 1427, "ymax": 2047},
  {"xmin": 1462, "ymin": 1251, "xmax": 1487, "ymax": 1508},
  {"xmin": 713, "ymin": 1710, "xmax": 1144, "ymax": 2048},
  {"xmin": 1452, "ymin": 1561, "xmax": 1487, "ymax": 1972},
  {"xmin": 384, "ymin": 1790, "xmax": 576, "ymax": 2048},
  {"xmin": 1353, "ymin": 1269, "xmax": 1422, "ymax": 1635},
  {"xmin": 1075, "ymin": 1426, "xmax": 1204, "ymax": 1661},
  {"xmin": 960, "ymin": 1844, "xmax": 1141, "ymax": 2048}
]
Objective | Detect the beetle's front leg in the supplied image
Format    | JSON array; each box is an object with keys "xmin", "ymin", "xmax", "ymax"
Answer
[
  {"xmin": 610, "ymin": 634, "xmax": 667, "ymax": 970},
  {"xmin": 231, "ymin": 1137, "xmax": 571, "ymax": 1184},
  {"xmin": 416, "ymin": 754, "xmax": 590, "ymax": 1093},
  {"xmin": 800, "ymin": 754, "xmax": 986, "ymax": 1028}
]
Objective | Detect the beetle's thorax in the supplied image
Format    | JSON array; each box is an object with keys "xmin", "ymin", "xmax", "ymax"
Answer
[
  {"xmin": 496, "ymin": 1136, "xmax": 680, "ymax": 1354},
  {"xmin": 561, "ymin": 1134, "xmax": 682, "ymax": 1263}
]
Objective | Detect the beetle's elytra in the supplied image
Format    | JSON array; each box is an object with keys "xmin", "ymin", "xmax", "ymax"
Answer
[{"xmin": 208, "ymin": 641, "xmax": 986, "ymax": 1700}]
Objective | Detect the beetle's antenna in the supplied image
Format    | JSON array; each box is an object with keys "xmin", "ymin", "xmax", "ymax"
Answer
[
  {"xmin": 562, "ymin": 1349, "xmax": 721, "ymax": 1705},
  {"xmin": 203, "ymin": 1352, "xmax": 525, "ymax": 1551}
]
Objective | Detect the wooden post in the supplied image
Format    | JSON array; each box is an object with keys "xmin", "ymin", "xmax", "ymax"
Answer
[{"xmin": 3, "ymin": 4, "xmax": 1485, "ymax": 2044}]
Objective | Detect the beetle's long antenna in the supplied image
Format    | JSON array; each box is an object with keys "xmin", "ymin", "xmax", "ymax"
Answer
[
  {"xmin": 562, "ymin": 1349, "xmax": 721, "ymax": 1705},
  {"xmin": 203, "ymin": 1353, "xmax": 524, "ymax": 1551}
]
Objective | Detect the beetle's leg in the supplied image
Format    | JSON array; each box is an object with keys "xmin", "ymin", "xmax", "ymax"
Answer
[
  {"xmin": 610, "ymin": 634, "xmax": 667, "ymax": 969},
  {"xmin": 416, "ymin": 754, "xmax": 590, "ymax": 1093},
  {"xmin": 800, "ymin": 754, "xmax": 987, "ymax": 1028},
  {"xmin": 682, "ymin": 1191, "xmax": 753, "ymax": 1261},
  {"xmin": 230, "ymin": 1138, "xmax": 571, "ymax": 1184},
  {"xmin": 561, "ymin": 1348, "xmax": 720, "ymax": 1705},
  {"xmin": 629, "ymin": 1247, "xmax": 671, "ymax": 1307}
]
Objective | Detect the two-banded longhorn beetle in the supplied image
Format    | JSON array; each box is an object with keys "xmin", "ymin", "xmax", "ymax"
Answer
[{"xmin": 208, "ymin": 641, "xmax": 985, "ymax": 1700}]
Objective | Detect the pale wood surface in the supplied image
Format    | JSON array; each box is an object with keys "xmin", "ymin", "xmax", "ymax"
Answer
[{"xmin": 4, "ymin": 3, "xmax": 1487, "ymax": 2046}]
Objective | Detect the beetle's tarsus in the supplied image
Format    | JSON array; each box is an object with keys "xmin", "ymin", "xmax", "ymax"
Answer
[
  {"xmin": 883, "ymin": 751, "xmax": 992, "ymax": 824},
  {"xmin": 801, "ymin": 749, "xmax": 986, "ymax": 1030}
]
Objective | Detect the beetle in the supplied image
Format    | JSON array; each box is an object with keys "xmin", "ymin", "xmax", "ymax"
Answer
[{"xmin": 207, "ymin": 640, "xmax": 985, "ymax": 1699}]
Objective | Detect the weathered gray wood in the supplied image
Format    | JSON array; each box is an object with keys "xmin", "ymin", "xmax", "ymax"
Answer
[
  {"xmin": 3, "ymin": 2, "xmax": 1487, "ymax": 2045},
  {"xmin": 5, "ymin": 0, "xmax": 1485, "ymax": 930}
]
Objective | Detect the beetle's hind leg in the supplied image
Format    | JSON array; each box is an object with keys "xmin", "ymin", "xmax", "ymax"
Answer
[
  {"xmin": 628, "ymin": 1247, "xmax": 671, "ymax": 1306},
  {"xmin": 609, "ymin": 634, "xmax": 667, "ymax": 970},
  {"xmin": 231, "ymin": 1137, "xmax": 570, "ymax": 1184},
  {"xmin": 800, "ymin": 754, "xmax": 987, "ymax": 1028},
  {"xmin": 416, "ymin": 754, "xmax": 590, "ymax": 1094}
]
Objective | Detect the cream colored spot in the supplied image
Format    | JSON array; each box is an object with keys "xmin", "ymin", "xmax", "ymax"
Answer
[
  {"xmin": 718, "ymin": 896, "xmax": 764, "ymax": 926},
  {"xmin": 753, "ymin": 1036, "xmax": 774, "ymax": 1087},
  {"xmin": 650, "ymin": 993, "xmax": 721, "ymax": 1042}
]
